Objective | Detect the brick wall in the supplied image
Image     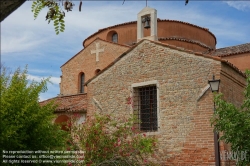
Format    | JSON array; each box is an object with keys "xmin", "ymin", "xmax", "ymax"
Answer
[
  {"xmin": 60, "ymin": 39, "xmax": 129, "ymax": 95},
  {"xmin": 221, "ymin": 53, "xmax": 250, "ymax": 72},
  {"xmin": 220, "ymin": 62, "xmax": 246, "ymax": 108},
  {"xmin": 86, "ymin": 40, "xmax": 222, "ymax": 165}
]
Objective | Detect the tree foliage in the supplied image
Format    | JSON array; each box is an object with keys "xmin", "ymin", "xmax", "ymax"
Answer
[
  {"xmin": 211, "ymin": 70, "xmax": 250, "ymax": 165},
  {"xmin": 0, "ymin": 66, "xmax": 69, "ymax": 164},
  {"xmin": 31, "ymin": 0, "xmax": 70, "ymax": 35}
]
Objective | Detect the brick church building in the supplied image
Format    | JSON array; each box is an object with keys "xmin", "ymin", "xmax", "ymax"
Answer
[{"xmin": 41, "ymin": 7, "xmax": 250, "ymax": 165}]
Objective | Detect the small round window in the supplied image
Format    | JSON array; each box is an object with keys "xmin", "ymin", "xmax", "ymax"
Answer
[{"xmin": 95, "ymin": 69, "xmax": 101, "ymax": 75}]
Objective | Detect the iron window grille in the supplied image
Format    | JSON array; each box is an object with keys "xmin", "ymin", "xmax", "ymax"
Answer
[{"xmin": 134, "ymin": 85, "xmax": 158, "ymax": 132}]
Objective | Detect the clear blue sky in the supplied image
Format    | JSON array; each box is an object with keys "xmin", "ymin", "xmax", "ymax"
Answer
[{"xmin": 1, "ymin": 1, "xmax": 250, "ymax": 101}]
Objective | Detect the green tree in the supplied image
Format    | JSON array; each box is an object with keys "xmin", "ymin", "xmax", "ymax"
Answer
[
  {"xmin": 211, "ymin": 70, "xmax": 250, "ymax": 165},
  {"xmin": 0, "ymin": 66, "xmax": 69, "ymax": 164}
]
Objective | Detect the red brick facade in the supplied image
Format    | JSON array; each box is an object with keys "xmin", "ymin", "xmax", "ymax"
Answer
[
  {"xmin": 220, "ymin": 62, "xmax": 246, "ymax": 107},
  {"xmin": 60, "ymin": 38, "xmax": 129, "ymax": 95}
]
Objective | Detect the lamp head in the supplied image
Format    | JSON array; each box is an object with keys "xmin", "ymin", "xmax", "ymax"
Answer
[{"xmin": 208, "ymin": 75, "xmax": 220, "ymax": 92}]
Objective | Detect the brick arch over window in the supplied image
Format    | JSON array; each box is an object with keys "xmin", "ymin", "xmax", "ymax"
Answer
[
  {"xmin": 54, "ymin": 115, "xmax": 70, "ymax": 131},
  {"xmin": 79, "ymin": 72, "xmax": 85, "ymax": 93},
  {"xmin": 106, "ymin": 30, "xmax": 118, "ymax": 43}
]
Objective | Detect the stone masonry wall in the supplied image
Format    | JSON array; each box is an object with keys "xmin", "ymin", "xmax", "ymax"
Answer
[
  {"xmin": 87, "ymin": 40, "xmax": 222, "ymax": 165},
  {"xmin": 60, "ymin": 39, "xmax": 129, "ymax": 95}
]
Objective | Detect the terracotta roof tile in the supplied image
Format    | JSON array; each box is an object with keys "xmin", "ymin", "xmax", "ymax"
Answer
[
  {"xmin": 158, "ymin": 37, "xmax": 213, "ymax": 50},
  {"xmin": 96, "ymin": 37, "xmax": 131, "ymax": 48},
  {"xmin": 40, "ymin": 93, "xmax": 87, "ymax": 113},
  {"xmin": 221, "ymin": 59, "xmax": 246, "ymax": 77},
  {"xmin": 213, "ymin": 43, "xmax": 250, "ymax": 57}
]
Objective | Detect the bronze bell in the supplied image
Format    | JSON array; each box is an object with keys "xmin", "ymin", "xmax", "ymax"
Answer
[
  {"xmin": 142, "ymin": 16, "xmax": 151, "ymax": 29},
  {"xmin": 144, "ymin": 20, "xmax": 150, "ymax": 29}
]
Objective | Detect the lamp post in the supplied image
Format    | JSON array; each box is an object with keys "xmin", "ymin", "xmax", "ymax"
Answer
[{"xmin": 208, "ymin": 75, "xmax": 221, "ymax": 166}]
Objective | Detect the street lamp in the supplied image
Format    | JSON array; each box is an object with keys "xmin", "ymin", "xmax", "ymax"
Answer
[
  {"xmin": 208, "ymin": 75, "xmax": 220, "ymax": 92},
  {"xmin": 208, "ymin": 75, "xmax": 221, "ymax": 166}
]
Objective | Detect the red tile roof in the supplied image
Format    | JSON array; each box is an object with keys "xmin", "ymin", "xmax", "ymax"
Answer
[
  {"xmin": 158, "ymin": 37, "xmax": 213, "ymax": 50},
  {"xmin": 40, "ymin": 93, "xmax": 87, "ymax": 113},
  {"xmin": 213, "ymin": 43, "xmax": 250, "ymax": 57},
  {"xmin": 221, "ymin": 59, "xmax": 246, "ymax": 77},
  {"xmin": 83, "ymin": 18, "xmax": 217, "ymax": 46}
]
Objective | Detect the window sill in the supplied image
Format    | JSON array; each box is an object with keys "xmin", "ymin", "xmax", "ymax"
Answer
[{"xmin": 143, "ymin": 130, "xmax": 161, "ymax": 136}]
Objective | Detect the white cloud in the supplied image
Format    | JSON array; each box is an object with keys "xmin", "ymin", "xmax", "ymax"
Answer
[
  {"xmin": 225, "ymin": 1, "xmax": 250, "ymax": 11},
  {"xmin": 39, "ymin": 96, "xmax": 48, "ymax": 102},
  {"xmin": 28, "ymin": 69, "xmax": 55, "ymax": 74},
  {"xmin": 38, "ymin": 82, "xmax": 60, "ymax": 102},
  {"xmin": 25, "ymin": 74, "xmax": 60, "ymax": 102},
  {"xmin": 49, "ymin": 77, "xmax": 61, "ymax": 85},
  {"xmin": 27, "ymin": 74, "xmax": 60, "ymax": 85},
  {"xmin": 1, "ymin": 32, "xmax": 47, "ymax": 54},
  {"xmin": 155, "ymin": 3, "xmax": 250, "ymax": 47}
]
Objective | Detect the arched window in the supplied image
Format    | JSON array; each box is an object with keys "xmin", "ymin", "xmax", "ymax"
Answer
[
  {"xmin": 80, "ymin": 73, "xmax": 85, "ymax": 93},
  {"xmin": 107, "ymin": 31, "xmax": 118, "ymax": 43},
  {"xmin": 112, "ymin": 33, "xmax": 118, "ymax": 43},
  {"xmin": 54, "ymin": 115, "xmax": 70, "ymax": 131}
]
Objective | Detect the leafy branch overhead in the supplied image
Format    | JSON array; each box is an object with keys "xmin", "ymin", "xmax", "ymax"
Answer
[
  {"xmin": 31, "ymin": 0, "xmax": 188, "ymax": 35},
  {"xmin": 31, "ymin": 0, "xmax": 82, "ymax": 35}
]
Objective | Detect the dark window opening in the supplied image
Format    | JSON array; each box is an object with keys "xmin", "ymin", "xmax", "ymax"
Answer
[
  {"xmin": 134, "ymin": 85, "xmax": 157, "ymax": 132},
  {"xmin": 112, "ymin": 33, "xmax": 118, "ymax": 43},
  {"xmin": 80, "ymin": 73, "xmax": 84, "ymax": 93},
  {"xmin": 54, "ymin": 115, "xmax": 70, "ymax": 131},
  {"xmin": 95, "ymin": 69, "xmax": 101, "ymax": 75}
]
